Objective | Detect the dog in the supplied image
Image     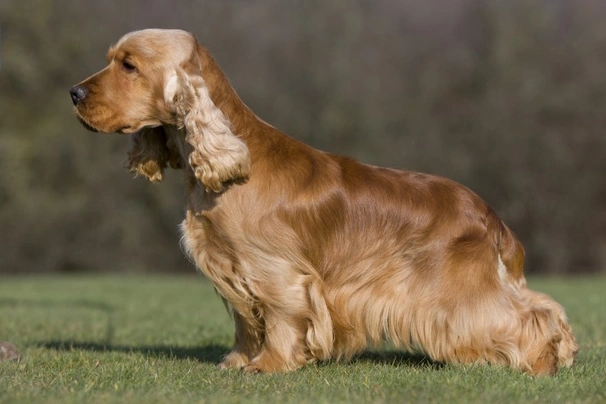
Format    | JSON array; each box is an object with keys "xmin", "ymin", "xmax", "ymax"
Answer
[{"xmin": 70, "ymin": 29, "xmax": 577, "ymax": 375}]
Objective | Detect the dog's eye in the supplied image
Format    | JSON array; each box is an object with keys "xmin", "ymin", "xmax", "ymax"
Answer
[{"xmin": 122, "ymin": 61, "xmax": 136, "ymax": 72}]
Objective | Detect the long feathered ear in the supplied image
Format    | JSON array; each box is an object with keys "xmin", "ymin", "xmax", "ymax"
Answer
[
  {"xmin": 163, "ymin": 55, "xmax": 250, "ymax": 193},
  {"xmin": 126, "ymin": 127, "xmax": 183, "ymax": 183}
]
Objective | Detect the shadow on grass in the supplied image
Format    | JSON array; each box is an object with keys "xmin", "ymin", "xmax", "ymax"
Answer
[
  {"xmin": 1, "ymin": 297, "xmax": 117, "ymax": 347},
  {"xmin": 39, "ymin": 340, "xmax": 440, "ymax": 370},
  {"xmin": 4, "ymin": 298, "xmax": 440, "ymax": 370},
  {"xmin": 39, "ymin": 340, "xmax": 227, "ymax": 364},
  {"xmin": 0, "ymin": 299, "xmax": 443, "ymax": 369},
  {"xmin": 354, "ymin": 350, "xmax": 443, "ymax": 370},
  {"xmin": 2, "ymin": 298, "xmax": 227, "ymax": 364}
]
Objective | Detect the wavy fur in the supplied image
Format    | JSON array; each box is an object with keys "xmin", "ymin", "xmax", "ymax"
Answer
[
  {"xmin": 126, "ymin": 127, "xmax": 182, "ymax": 182},
  {"xmin": 164, "ymin": 69, "xmax": 250, "ymax": 192}
]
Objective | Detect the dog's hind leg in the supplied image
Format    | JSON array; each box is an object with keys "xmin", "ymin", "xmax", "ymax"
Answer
[
  {"xmin": 496, "ymin": 225, "xmax": 577, "ymax": 373},
  {"xmin": 517, "ymin": 288, "xmax": 578, "ymax": 371},
  {"xmin": 417, "ymin": 267, "xmax": 576, "ymax": 375},
  {"xmin": 405, "ymin": 230, "xmax": 572, "ymax": 375}
]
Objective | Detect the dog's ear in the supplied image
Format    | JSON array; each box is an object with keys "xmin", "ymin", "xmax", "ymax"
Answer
[
  {"xmin": 163, "ymin": 42, "xmax": 250, "ymax": 193},
  {"xmin": 126, "ymin": 126, "xmax": 183, "ymax": 183}
]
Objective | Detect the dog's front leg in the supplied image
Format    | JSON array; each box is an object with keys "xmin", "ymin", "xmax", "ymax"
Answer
[
  {"xmin": 219, "ymin": 310, "xmax": 262, "ymax": 369},
  {"xmin": 242, "ymin": 303, "xmax": 311, "ymax": 373}
]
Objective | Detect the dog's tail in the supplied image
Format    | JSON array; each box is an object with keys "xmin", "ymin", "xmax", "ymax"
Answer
[{"xmin": 495, "ymin": 216, "xmax": 526, "ymax": 285}]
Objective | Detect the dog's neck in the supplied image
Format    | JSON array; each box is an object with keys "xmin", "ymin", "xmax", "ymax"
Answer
[
  {"xmin": 163, "ymin": 47, "xmax": 289, "ymax": 212},
  {"xmin": 196, "ymin": 46, "xmax": 278, "ymax": 151}
]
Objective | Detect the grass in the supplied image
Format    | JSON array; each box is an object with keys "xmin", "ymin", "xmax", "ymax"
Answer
[{"xmin": 0, "ymin": 275, "xmax": 605, "ymax": 403}]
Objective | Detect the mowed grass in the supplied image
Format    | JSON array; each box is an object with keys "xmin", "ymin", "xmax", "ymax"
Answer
[{"xmin": 0, "ymin": 275, "xmax": 605, "ymax": 403}]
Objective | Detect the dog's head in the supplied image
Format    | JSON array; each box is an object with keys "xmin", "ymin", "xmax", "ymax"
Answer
[
  {"xmin": 70, "ymin": 29, "xmax": 250, "ymax": 189},
  {"xmin": 70, "ymin": 29, "xmax": 196, "ymax": 134}
]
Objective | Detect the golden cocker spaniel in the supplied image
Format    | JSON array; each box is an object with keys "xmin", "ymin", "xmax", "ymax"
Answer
[{"xmin": 70, "ymin": 29, "xmax": 577, "ymax": 375}]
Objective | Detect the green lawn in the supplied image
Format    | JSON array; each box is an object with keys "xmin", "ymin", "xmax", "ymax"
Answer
[{"xmin": 0, "ymin": 275, "xmax": 604, "ymax": 403}]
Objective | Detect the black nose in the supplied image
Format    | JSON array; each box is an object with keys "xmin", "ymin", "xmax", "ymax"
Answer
[{"xmin": 69, "ymin": 85, "xmax": 88, "ymax": 105}]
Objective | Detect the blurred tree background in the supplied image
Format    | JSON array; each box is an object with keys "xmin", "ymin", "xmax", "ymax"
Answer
[{"xmin": 0, "ymin": 0, "xmax": 604, "ymax": 275}]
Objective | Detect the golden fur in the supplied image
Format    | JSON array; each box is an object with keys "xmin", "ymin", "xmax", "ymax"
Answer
[{"xmin": 70, "ymin": 29, "xmax": 577, "ymax": 375}]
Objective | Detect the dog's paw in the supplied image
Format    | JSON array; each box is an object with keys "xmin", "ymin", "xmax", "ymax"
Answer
[
  {"xmin": 218, "ymin": 350, "xmax": 249, "ymax": 370},
  {"xmin": 241, "ymin": 353, "xmax": 302, "ymax": 373},
  {"xmin": 243, "ymin": 363, "xmax": 263, "ymax": 374}
]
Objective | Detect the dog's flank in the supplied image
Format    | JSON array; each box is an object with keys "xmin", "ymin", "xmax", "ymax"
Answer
[{"xmin": 70, "ymin": 28, "xmax": 578, "ymax": 375}]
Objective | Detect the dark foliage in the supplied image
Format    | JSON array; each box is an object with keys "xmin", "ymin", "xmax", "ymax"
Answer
[{"xmin": 1, "ymin": 0, "xmax": 604, "ymax": 274}]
